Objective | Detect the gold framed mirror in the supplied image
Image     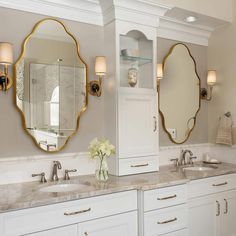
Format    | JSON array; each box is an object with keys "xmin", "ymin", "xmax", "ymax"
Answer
[
  {"xmin": 14, "ymin": 18, "xmax": 88, "ymax": 152},
  {"xmin": 158, "ymin": 43, "xmax": 201, "ymax": 144}
]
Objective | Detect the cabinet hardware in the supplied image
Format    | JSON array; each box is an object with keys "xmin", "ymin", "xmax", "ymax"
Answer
[
  {"xmin": 84, "ymin": 232, "xmax": 88, "ymax": 236},
  {"xmin": 212, "ymin": 182, "xmax": 228, "ymax": 187},
  {"xmin": 157, "ymin": 217, "xmax": 177, "ymax": 224},
  {"xmin": 130, "ymin": 163, "xmax": 149, "ymax": 168},
  {"xmin": 153, "ymin": 116, "xmax": 157, "ymax": 132},
  {"xmin": 216, "ymin": 201, "xmax": 220, "ymax": 216},
  {"xmin": 224, "ymin": 199, "xmax": 228, "ymax": 214},
  {"xmin": 157, "ymin": 194, "xmax": 177, "ymax": 200},
  {"xmin": 64, "ymin": 207, "xmax": 91, "ymax": 216}
]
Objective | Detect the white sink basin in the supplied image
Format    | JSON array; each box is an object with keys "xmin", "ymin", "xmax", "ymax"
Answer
[
  {"xmin": 183, "ymin": 166, "xmax": 216, "ymax": 171},
  {"xmin": 39, "ymin": 183, "xmax": 86, "ymax": 193}
]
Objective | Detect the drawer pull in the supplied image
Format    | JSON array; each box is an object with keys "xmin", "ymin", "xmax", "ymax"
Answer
[
  {"xmin": 64, "ymin": 207, "xmax": 91, "ymax": 216},
  {"xmin": 130, "ymin": 163, "xmax": 149, "ymax": 168},
  {"xmin": 157, "ymin": 217, "xmax": 177, "ymax": 224},
  {"xmin": 216, "ymin": 201, "xmax": 220, "ymax": 216},
  {"xmin": 153, "ymin": 116, "xmax": 157, "ymax": 132},
  {"xmin": 224, "ymin": 199, "xmax": 228, "ymax": 214},
  {"xmin": 212, "ymin": 182, "xmax": 228, "ymax": 187},
  {"xmin": 157, "ymin": 194, "xmax": 177, "ymax": 201}
]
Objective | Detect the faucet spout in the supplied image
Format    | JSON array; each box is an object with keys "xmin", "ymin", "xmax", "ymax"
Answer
[
  {"xmin": 51, "ymin": 161, "xmax": 62, "ymax": 181},
  {"xmin": 180, "ymin": 149, "xmax": 193, "ymax": 166}
]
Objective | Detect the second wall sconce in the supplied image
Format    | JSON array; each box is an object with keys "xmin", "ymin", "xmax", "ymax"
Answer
[
  {"xmin": 201, "ymin": 70, "xmax": 217, "ymax": 101},
  {"xmin": 156, "ymin": 63, "xmax": 163, "ymax": 91},
  {"xmin": 0, "ymin": 42, "xmax": 13, "ymax": 92},
  {"xmin": 88, "ymin": 56, "xmax": 107, "ymax": 97}
]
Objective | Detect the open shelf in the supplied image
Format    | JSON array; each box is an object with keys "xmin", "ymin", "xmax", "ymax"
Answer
[{"xmin": 120, "ymin": 55, "xmax": 152, "ymax": 67}]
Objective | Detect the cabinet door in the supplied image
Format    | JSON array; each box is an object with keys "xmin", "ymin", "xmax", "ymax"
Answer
[
  {"xmin": 220, "ymin": 189, "xmax": 236, "ymax": 236},
  {"xmin": 189, "ymin": 194, "xmax": 219, "ymax": 236},
  {"xmin": 119, "ymin": 88, "xmax": 158, "ymax": 158},
  {"xmin": 28, "ymin": 225, "xmax": 77, "ymax": 236},
  {"xmin": 78, "ymin": 211, "xmax": 137, "ymax": 236}
]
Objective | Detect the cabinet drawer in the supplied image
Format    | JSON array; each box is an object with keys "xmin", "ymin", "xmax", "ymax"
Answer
[
  {"xmin": 119, "ymin": 156, "xmax": 158, "ymax": 176},
  {"xmin": 144, "ymin": 185, "xmax": 187, "ymax": 211},
  {"xmin": 144, "ymin": 204, "xmax": 187, "ymax": 236},
  {"xmin": 1, "ymin": 190, "xmax": 137, "ymax": 236},
  {"xmin": 188, "ymin": 173, "xmax": 236, "ymax": 198}
]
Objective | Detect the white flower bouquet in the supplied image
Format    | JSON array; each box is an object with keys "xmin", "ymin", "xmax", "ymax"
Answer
[{"xmin": 88, "ymin": 138, "xmax": 115, "ymax": 181}]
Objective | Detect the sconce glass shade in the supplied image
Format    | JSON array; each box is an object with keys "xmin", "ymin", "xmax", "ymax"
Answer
[
  {"xmin": 207, "ymin": 70, "xmax": 216, "ymax": 86},
  {"xmin": 157, "ymin": 63, "xmax": 163, "ymax": 79},
  {"xmin": 95, "ymin": 56, "xmax": 106, "ymax": 76},
  {"xmin": 0, "ymin": 42, "xmax": 13, "ymax": 65}
]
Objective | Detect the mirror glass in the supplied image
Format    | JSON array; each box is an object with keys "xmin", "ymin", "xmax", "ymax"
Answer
[
  {"xmin": 15, "ymin": 19, "xmax": 87, "ymax": 152},
  {"xmin": 159, "ymin": 43, "xmax": 200, "ymax": 144}
]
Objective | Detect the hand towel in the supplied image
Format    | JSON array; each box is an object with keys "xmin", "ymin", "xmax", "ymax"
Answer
[{"xmin": 216, "ymin": 115, "xmax": 233, "ymax": 146}]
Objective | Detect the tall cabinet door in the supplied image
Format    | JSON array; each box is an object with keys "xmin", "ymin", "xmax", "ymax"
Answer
[
  {"xmin": 118, "ymin": 88, "xmax": 158, "ymax": 158},
  {"xmin": 78, "ymin": 211, "xmax": 137, "ymax": 236},
  {"xmin": 220, "ymin": 189, "xmax": 236, "ymax": 236},
  {"xmin": 188, "ymin": 194, "xmax": 219, "ymax": 236}
]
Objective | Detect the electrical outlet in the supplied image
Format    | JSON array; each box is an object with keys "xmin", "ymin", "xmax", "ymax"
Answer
[{"xmin": 167, "ymin": 128, "xmax": 177, "ymax": 139}]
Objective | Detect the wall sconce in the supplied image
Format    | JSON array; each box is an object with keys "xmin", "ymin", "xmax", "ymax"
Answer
[
  {"xmin": 88, "ymin": 56, "xmax": 106, "ymax": 97},
  {"xmin": 0, "ymin": 42, "xmax": 13, "ymax": 92},
  {"xmin": 156, "ymin": 63, "xmax": 163, "ymax": 91},
  {"xmin": 201, "ymin": 70, "xmax": 217, "ymax": 101}
]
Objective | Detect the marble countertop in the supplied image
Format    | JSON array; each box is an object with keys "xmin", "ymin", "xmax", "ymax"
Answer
[{"xmin": 1, "ymin": 162, "xmax": 236, "ymax": 213}]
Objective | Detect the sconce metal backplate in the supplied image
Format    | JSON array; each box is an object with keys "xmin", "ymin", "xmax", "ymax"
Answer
[
  {"xmin": 0, "ymin": 71, "xmax": 13, "ymax": 91},
  {"xmin": 88, "ymin": 80, "xmax": 101, "ymax": 97}
]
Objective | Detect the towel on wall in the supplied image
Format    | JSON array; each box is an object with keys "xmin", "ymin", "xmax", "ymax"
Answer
[{"xmin": 216, "ymin": 115, "xmax": 233, "ymax": 146}]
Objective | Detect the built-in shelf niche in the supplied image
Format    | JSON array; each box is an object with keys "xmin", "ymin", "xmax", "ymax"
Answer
[{"xmin": 119, "ymin": 30, "xmax": 153, "ymax": 89}]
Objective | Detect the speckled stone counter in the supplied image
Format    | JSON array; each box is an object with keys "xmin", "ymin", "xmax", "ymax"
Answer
[{"xmin": 1, "ymin": 162, "xmax": 236, "ymax": 213}]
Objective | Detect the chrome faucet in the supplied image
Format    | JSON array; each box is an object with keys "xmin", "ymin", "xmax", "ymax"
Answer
[
  {"xmin": 180, "ymin": 149, "xmax": 193, "ymax": 166},
  {"xmin": 51, "ymin": 161, "xmax": 62, "ymax": 181}
]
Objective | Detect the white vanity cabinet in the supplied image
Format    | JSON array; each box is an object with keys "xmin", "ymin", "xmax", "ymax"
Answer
[
  {"xmin": 188, "ymin": 173, "xmax": 236, "ymax": 236},
  {"xmin": 0, "ymin": 191, "xmax": 138, "ymax": 236},
  {"xmin": 139, "ymin": 184, "xmax": 188, "ymax": 236},
  {"xmin": 104, "ymin": 20, "xmax": 159, "ymax": 176}
]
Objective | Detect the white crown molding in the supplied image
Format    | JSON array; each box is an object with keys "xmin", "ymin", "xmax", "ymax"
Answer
[
  {"xmin": 158, "ymin": 17, "xmax": 213, "ymax": 46},
  {"xmin": 100, "ymin": 0, "xmax": 171, "ymax": 27},
  {"xmin": 0, "ymin": 0, "xmax": 103, "ymax": 25},
  {"xmin": 0, "ymin": 1, "xmax": 224, "ymax": 46}
]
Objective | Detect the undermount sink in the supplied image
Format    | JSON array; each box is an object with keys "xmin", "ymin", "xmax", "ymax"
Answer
[
  {"xmin": 39, "ymin": 183, "xmax": 87, "ymax": 193},
  {"xmin": 183, "ymin": 166, "xmax": 217, "ymax": 171}
]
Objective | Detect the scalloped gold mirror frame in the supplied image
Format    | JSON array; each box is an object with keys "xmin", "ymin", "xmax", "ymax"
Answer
[
  {"xmin": 158, "ymin": 43, "xmax": 201, "ymax": 144},
  {"xmin": 14, "ymin": 18, "xmax": 88, "ymax": 152}
]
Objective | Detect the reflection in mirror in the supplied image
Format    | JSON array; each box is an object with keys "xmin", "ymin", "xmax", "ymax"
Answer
[
  {"xmin": 159, "ymin": 43, "xmax": 200, "ymax": 144},
  {"xmin": 15, "ymin": 18, "xmax": 87, "ymax": 152}
]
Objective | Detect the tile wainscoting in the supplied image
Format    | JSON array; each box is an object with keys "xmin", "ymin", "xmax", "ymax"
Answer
[{"xmin": 0, "ymin": 143, "xmax": 235, "ymax": 185}]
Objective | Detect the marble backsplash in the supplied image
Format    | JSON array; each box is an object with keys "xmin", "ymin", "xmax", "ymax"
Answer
[{"xmin": 0, "ymin": 143, "xmax": 235, "ymax": 185}]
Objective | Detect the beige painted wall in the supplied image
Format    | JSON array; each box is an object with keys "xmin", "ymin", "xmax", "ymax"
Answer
[
  {"xmin": 155, "ymin": 0, "xmax": 233, "ymax": 22},
  {"xmin": 0, "ymin": 7, "xmax": 104, "ymax": 157},
  {"xmin": 208, "ymin": 1, "xmax": 236, "ymax": 144},
  {"xmin": 157, "ymin": 38, "xmax": 208, "ymax": 146}
]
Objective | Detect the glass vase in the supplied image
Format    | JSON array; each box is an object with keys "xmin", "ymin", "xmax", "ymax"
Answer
[{"xmin": 95, "ymin": 158, "xmax": 109, "ymax": 182}]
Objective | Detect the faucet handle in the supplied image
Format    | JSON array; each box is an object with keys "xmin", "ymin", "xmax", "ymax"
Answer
[
  {"xmin": 64, "ymin": 169, "xmax": 77, "ymax": 180},
  {"xmin": 170, "ymin": 158, "xmax": 179, "ymax": 167},
  {"xmin": 32, "ymin": 172, "xmax": 47, "ymax": 183},
  {"xmin": 189, "ymin": 156, "xmax": 197, "ymax": 165}
]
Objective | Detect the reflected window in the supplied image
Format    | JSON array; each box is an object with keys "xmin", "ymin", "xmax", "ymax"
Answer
[{"xmin": 50, "ymin": 86, "xmax": 59, "ymax": 126}]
